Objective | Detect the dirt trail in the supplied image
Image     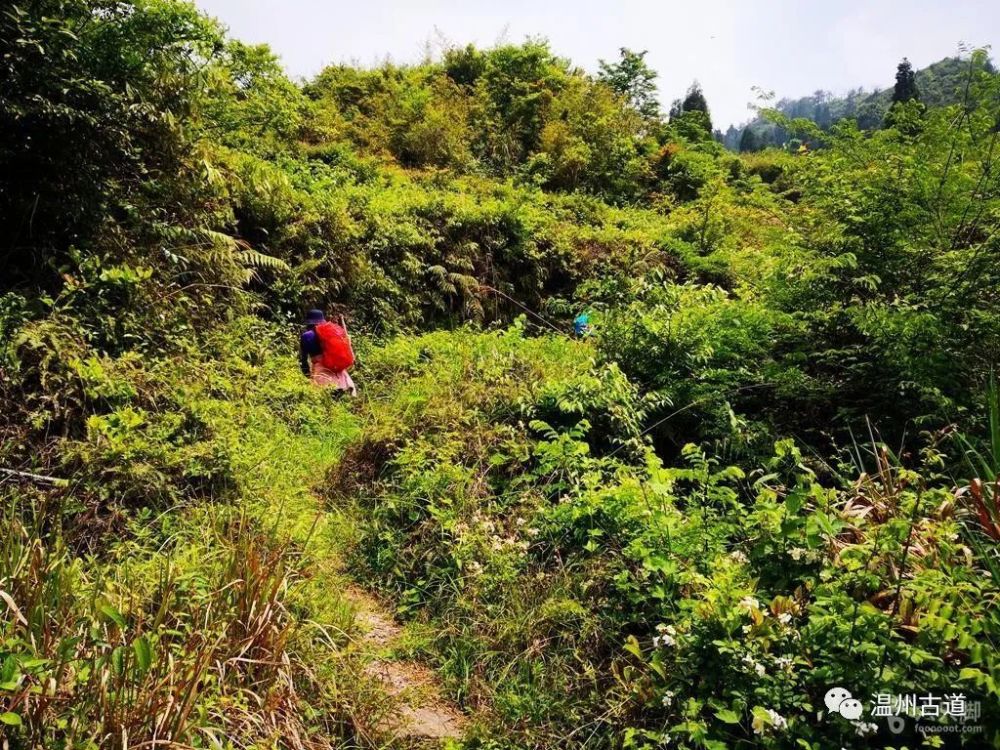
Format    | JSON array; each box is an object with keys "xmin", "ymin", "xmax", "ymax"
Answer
[{"xmin": 345, "ymin": 586, "xmax": 467, "ymax": 744}]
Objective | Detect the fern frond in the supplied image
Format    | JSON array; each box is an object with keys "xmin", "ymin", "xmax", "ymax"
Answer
[{"xmin": 240, "ymin": 248, "xmax": 289, "ymax": 271}]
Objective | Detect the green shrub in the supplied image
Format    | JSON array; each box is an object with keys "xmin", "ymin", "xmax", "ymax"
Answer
[{"xmin": 336, "ymin": 331, "xmax": 1000, "ymax": 747}]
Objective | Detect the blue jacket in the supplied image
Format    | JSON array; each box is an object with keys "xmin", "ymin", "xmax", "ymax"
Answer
[{"xmin": 299, "ymin": 327, "xmax": 321, "ymax": 375}]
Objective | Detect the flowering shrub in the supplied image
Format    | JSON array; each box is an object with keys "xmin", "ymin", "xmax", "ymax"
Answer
[{"xmin": 337, "ymin": 327, "xmax": 1000, "ymax": 748}]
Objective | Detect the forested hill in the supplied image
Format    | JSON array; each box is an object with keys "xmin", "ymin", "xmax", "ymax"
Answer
[
  {"xmin": 722, "ymin": 54, "xmax": 998, "ymax": 151},
  {"xmin": 2, "ymin": 2, "xmax": 1000, "ymax": 748}
]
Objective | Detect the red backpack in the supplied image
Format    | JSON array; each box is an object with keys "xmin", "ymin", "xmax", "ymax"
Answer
[{"xmin": 314, "ymin": 321, "xmax": 355, "ymax": 371}]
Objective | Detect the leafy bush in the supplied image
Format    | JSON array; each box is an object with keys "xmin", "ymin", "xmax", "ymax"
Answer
[
  {"xmin": 4, "ymin": 2, "xmax": 1000, "ymax": 746},
  {"xmin": 336, "ymin": 328, "xmax": 1000, "ymax": 748}
]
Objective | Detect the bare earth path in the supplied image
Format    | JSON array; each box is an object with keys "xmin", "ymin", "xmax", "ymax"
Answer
[
  {"xmin": 291, "ymin": 403, "xmax": 467, "ymax": 745},
  {"xmin": 344, "ymin": 586, "xmax": 467, "ymax": 744}
]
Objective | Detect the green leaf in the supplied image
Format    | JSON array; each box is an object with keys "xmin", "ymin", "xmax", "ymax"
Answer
[
  {"xmin": 0, "ymin": 656, "xmax": 16, "ymax": 683},
  {"xmin": 623, "ymin": 635, "xmax": 643, "ymax": 660},
  {"xmin": 715, "ymin": 708, "xmax": 741, "ymax": 724},
  {"xmin": 959, "ymin": 667, "xmax": 988, "ymax": 686},
  {"xmin": 0, "ymin": 712, "xmax": 22, "ymax": 726},
  {"xmin": 100, "ymin": 604, "xmax": 126, "ymax": 630},
  {"xmin": 648, "ymin": 652, "xmax": 667, "ymax": 680},
  {"xmin": 111, "ymin": 646, "xmax": 125, "ymax": 676},
  {"xmin": 133, "ymin": 636, "xmax": 152, "ymax": 674},
  {"xmin": 751, "ymin": 705, "xmax": 773, "ymax": 734}
]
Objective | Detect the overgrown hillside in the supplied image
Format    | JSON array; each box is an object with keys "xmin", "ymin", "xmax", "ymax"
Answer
[
  {"xmin": 2, "ymin": 1, "xmax": 999, "ymax": 748},
  {"xmin": 723, "ymin": 55, "xmax": 998, "ymax": 151}
]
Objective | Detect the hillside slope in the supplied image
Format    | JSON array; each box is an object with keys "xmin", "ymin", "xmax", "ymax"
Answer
[
  {"xmin": 2, "ymin": 2, "xmax": 1000, "ymax": 748},
  {"xmin": 721, "ymin": 54, "xmax": 997, "ymax": 150}
]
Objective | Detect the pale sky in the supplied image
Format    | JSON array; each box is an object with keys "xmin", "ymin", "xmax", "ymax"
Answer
[{"xmin": 193, "ymin": 0, "xmax": 998, "ymax": 128}]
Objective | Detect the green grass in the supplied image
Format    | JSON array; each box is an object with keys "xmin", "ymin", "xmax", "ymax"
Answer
[{"xmin": 0, "ymin": 319, "xmax": 382, "ymax": 749}]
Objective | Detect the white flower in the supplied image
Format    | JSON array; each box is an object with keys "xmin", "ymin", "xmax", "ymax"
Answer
[
  {"xmin": 741, "ymin": 653, "xmax": 766, "ymax": 676},
  {"xmin": 775, "ymin": 656, "xmax": 793, "ymax": 670},
  {"xmin": 729, "ymin": 550, "xmax": 749, "ymax": 564},
  {"xmin": 777, "ymin": 612, "xmax": 792, "ymax": 625},
  {"xmin": 767, "ymin": 709, "xmax": 787, "ymax": 730},
  {"xmin": 661, "ymin": 690, "xmax": 675, "ymax": 708},
  {"xmin": 753, "ymin": 708, "xmax": 787, "ymax": 735},
  {"xmin": 789, "ymin": 547, "xmax": 807, "ymax": 561},
  {"xmin": 653, "ymin": 634, "xmax": 676, "ymax": 648},
  {"xmin": 853, "ymin": 721, "xmax": 877, "ymax": 737},
  {"xmin": 739, "ymin": 596, "xmax": 760, "ymax": 611},
  {"xmin": 652, "ymin": 624, "xmax": 677, "ymax": 648}
]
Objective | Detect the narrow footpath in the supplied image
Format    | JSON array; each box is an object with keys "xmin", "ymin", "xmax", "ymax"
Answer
[{"xmin": 344, "ymin": 586, "xmax": 467, "ymax": 744}]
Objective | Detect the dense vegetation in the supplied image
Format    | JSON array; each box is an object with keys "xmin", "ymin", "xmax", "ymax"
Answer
[
  {"xmin": 723, "ymin": 54, "xmax": 997, "ymax": 151},
  {"xmin": 1, "ymin": 1, "xmax": 999, "ymax": 748}
]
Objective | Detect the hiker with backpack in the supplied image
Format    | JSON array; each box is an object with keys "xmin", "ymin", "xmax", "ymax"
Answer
[{"xmin": 300, "ymin": 309, "xmax": 357, "ymax": 396}]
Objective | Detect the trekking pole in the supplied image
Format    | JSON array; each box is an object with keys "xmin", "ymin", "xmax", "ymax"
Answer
[{"xmin": 477, "ymin": 284, "xmax": 566, "ymax": 335}]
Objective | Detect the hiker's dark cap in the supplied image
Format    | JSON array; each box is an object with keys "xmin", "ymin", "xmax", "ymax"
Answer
[{"xmin": 305, "ymin": 309, "xmax": 325, "ymax": 325}]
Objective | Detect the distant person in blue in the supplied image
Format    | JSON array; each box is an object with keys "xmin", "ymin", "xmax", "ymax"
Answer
[
  {"xmin": 299, "ymin": 309, "xmax": 324, "ymax": 375},
  {"xmin": 300, "ymin": 309, "xmax": 357, "ymax": 395},
  {"xmin": 573, "ymin": 312, "xmax": 591, "ymax": 338}
]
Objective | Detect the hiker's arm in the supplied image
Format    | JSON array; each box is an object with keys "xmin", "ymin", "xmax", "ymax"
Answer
[{"xmin": 299, "ymin": 334, "xmax": 311, "ymax": 376}]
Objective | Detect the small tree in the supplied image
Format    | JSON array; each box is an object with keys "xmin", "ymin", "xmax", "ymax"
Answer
[
  {"xmin": 597, "ymin": 47, "xmax": 660, "ymax": 121},
  {"xmin": 678, "ymin": 81, "xmax": 713, "ymax": 134},
  {"xmin": 815, "ymin": 101, "xmax": 832, "ymax": 129},
  {"xmin": 892, "ymin": 57, "xmax": 920, "ymax": 104},
  {"xmin": 886, "ymin": 57, "xmax": 924, "ymax": 130},
  {"xmin": 739, "ymin": 127, "xmax": 759, "ymax": 152}
]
